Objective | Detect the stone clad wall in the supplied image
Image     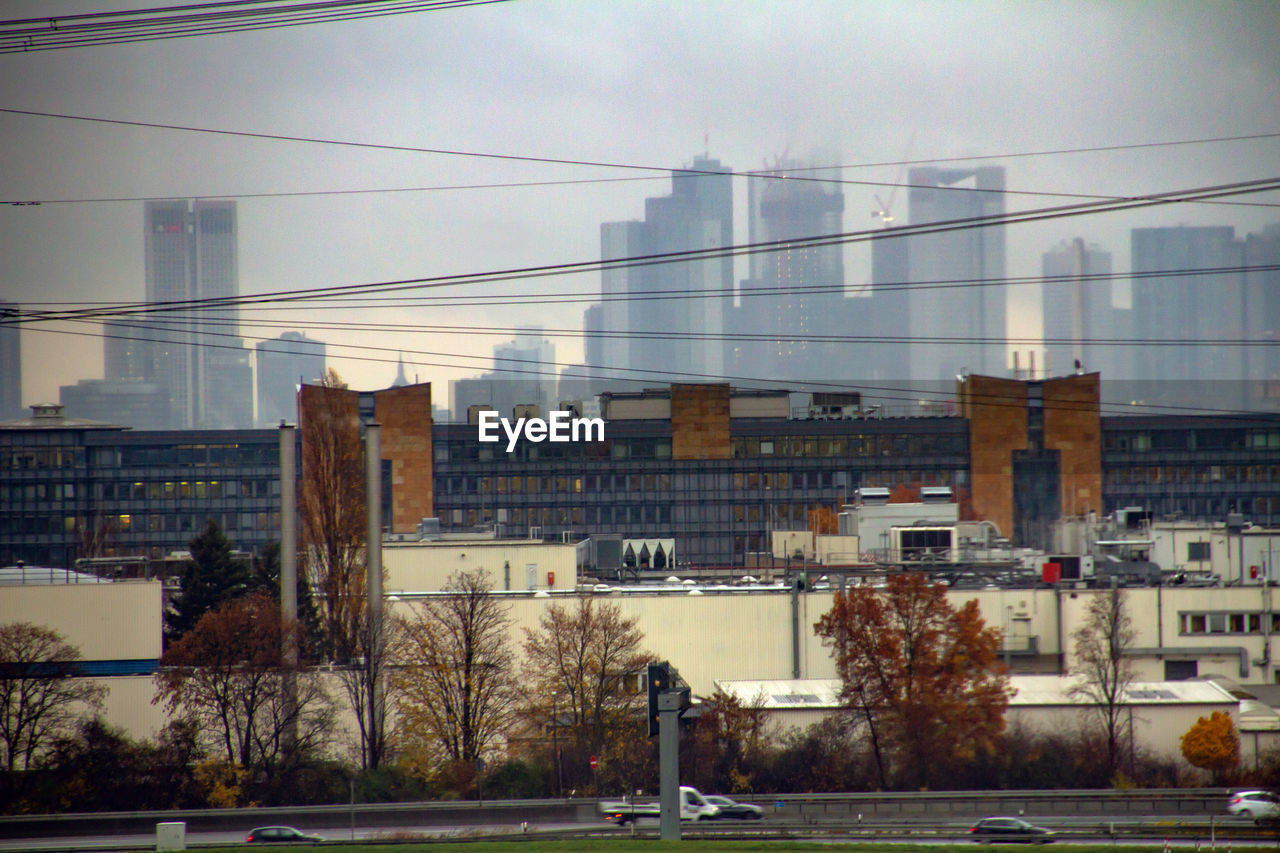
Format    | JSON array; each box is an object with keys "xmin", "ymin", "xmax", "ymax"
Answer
[
  {"xmin": 375, "ymin": 384, "xmax": 434, "ymax": 533},
  {"xmin": 671, "ymin": 383, "xmax": 731, "ymax": 460},
  {"xmin": 961, "ymin": 375, "xmax": 1027, "ymax": 538},
  {"xmin": 1044, "ymin": 373, "xmax": 1103, "ymax": 519}
]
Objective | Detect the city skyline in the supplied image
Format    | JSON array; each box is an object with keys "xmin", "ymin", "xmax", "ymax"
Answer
[{"xmin": 2, "ymin": 2, "xmax": 1279, "ymax": 410}]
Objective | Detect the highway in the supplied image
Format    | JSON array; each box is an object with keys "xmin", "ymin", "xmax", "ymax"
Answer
[{"xmin": 2, "ymin": 789, "xmax": 1277, "ymax": 849}]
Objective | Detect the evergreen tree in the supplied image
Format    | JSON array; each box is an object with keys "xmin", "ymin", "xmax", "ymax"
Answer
[{"xmin": 164, "ymin": 519, "xmax": 251, "ymax": 644}]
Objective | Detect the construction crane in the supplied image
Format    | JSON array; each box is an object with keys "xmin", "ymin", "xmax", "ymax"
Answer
[{"xmin": 871, "ymin": 131, "xmax": 916, "ymax": 228}]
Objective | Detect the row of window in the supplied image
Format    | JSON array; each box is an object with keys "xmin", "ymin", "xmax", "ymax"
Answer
[
  {"xmin": 1180, "ymin": 611, "xmax": 1280, "ymax": 635},
  {"xmin": 441, "ymin": 468, "xmax": 963, "ymax": 497},
  {"xmin": 1105, "ymin": 428, "xmax": 1280, "ymax": 453},
  {"xmin": 436, "ymin": 431, "xmax": 969, "ymax": 463},
  {"xmin": 4, "ymin": 482, "xmax": 79, "ymax": 502},
  {"xmin": 96, "ymin": 479, "xmax": 278, "ymax": 501},
  {"xmin": 438, "ymin": 500, "xmax": 840, "ymax": 530},
  {"xmin": 0, "ymin": 447, "xmax": 84, "ymax": 470},
  {"xmin": 89, "ymin": 442, "xmax": 277, "ymax": 468},
  {"xmin": 1105, "ymin": 496, "xmax": 1280, "ymax": 520},
  {"xmin": 1106, "ymin": 464, "xmax": 1280, "ymax": 486},
  {"xmin": 0, "ymin": 511, "xmax": 281, "ymax": 537},
  {"xmin": 730, "ymin": 433, "xmax": 965, "ymax": 459}
]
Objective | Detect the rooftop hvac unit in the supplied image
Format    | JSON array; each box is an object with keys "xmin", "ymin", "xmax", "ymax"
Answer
[
  {"xmin": 920, "ymin": 486, "xmax": 953, "ymax": 503},
  {"xmin": 467, "ymin": 404, "xmax": 497, "ymax": 425},
  {"xmin": 513, "ymin": 403, "xmax": 541, "ymax": 419},
  {"xmin": 416, "ymin": 517, "xmax": 441, "ymax": 539},
  {"xmin": 856, "ymin": 486, "xmax": 891, "ymax": 505}
]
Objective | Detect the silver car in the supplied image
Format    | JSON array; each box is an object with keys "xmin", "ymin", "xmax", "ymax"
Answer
[{"xmin": 1228, "ymin": 790, "xmax": 1280, "ymax": 822}]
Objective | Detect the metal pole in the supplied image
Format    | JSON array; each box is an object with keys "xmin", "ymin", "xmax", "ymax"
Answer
[
  {"xmin": 365, "ymin": 423, "xmax": 383, "ymax": 767},
  {"xmin": 658, "ymin": 693, "xmax": 681, "ymax": 841},
  {"xmin": 552, "ymin": 691, "xmax": 561, "ymax": 797},
  {"xmin": 279, "ymin": 423, "xmax": 298, "ymax": 752}
]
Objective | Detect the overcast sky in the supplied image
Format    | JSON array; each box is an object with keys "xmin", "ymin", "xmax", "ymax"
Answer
[{"xmin": 2, "ymin": 0, "xmax": 1279, "ymax": 405}]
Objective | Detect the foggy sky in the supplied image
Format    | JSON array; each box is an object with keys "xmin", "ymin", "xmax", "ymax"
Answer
[{"xmin": 2, "ymin": 0, "xmax": 1278, "ymax": 405}]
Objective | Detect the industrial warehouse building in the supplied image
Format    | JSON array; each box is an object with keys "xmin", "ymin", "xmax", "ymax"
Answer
[{"xmin": 11, "ymin": 563, "xmax": 1280, "ymax": 765}]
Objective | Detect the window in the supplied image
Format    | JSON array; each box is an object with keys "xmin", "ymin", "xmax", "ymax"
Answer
[
  {"xmin": 1188, "ymin": 541, "xmax": 1211, "ymax": 561},
  {"xmin": 1165, "ymin": 660, "xmax": 1198, "ymax": 681}
]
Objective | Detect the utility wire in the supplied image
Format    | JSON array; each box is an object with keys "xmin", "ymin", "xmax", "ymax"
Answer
[
  {"xmin": 46, "ymin": 314, "xmax": 1280, "ymax": 421},
  {"xmin": 3, "ymin": 106, "xmax": 1279, "ymax": 209},
  {"xmin": 8, "ymin": 175, "xmax": 1280, "ymax": 328},
  {"xmin": 0, "ymin": 0, "xmax": 510, "ymax": 53},
  {"xmin": 13, "ymin": 263, "xmax": 1280, "ymax": 310}
]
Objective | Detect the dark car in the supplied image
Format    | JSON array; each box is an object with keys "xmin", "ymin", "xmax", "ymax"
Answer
[
  {"xmin": 704, "ymin": 795, "xmax": 764, "ymax": 820},
  {"xmin": 970, "ymin": 817, "xmax": 1055, "ymax": 843},
  {"xmin": 246, "ymin": 826, "xmax": 323, "ymax": 844}
]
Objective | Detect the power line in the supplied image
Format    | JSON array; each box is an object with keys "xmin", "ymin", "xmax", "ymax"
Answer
[
  {"xmin": 13, "ymin": 262, "xmax": 1279, "ymax": 318},
  {"xmin": 0, "ymin": 0, "xmax": 511, "ymax": 53},
  {"xmin": 3, "ymin": 106, "xmax": 1278, "ymax": 209},
  {"xmin": 49, "ymin": 286, "xmax": 1280, "ymax": 349},
  {"xmin": 8, "ymin": 175, "xmax": 1280, "ymax": 328}
]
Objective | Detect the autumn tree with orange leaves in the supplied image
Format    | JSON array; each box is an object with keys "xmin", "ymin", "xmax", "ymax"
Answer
[
  {"xmin": 808, "ymin": 506, "xmax": 839, "ymax": 536},
  {"xmin": 1181, "ymin": 711, "xmax": 1240, "ymax": 783},
  {"xmin": 814, "ymin": 572, "xmax": 1010, "ymax": 789}
]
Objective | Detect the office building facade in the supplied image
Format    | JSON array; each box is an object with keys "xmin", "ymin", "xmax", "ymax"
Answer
[{"xmin": 8, "ymin": 378, "xmax": 1280, "ymax": 570}]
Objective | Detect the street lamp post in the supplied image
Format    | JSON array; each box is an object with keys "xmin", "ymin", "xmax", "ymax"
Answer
[{"xmin": 551, "ymin": 690, "xmax": 562, "ymax": 797}]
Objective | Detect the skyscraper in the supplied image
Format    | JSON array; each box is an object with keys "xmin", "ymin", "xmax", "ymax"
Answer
[
  {"xmin": 1129, "ymin": 226, "xmax": 1245, "ymax": 387},
  {"xmin": 1244, "ymin": 224, "xmax": 1280, "ymax": 409},
  {"xmin": 0, "ymin": 300, "xmax": 20, "ymax": 419},
  {"xmin": 733, "ymin": 158, "xmax": 846, "ymax": 383},
  {"xmin": 590, "ymin": 155, "xmax": 733, "ymax": 384},
  {"xmin": 143, "ymin": 199, "xmax": 251, "ymax": 428},
  {"xmin": 904, "ymin": 166, "xmax": 1007, "ymax": 381},
  {"xmin": 255, "ymin": 331, "xmax": 326, "ymax": 427},
  {"xmin": 1041, "ymin": 238, "xmax": 1113, "ymax": 378},
  {"xmin": 450, "ymin": 328, "xmax": 557, "ymax": 421}
]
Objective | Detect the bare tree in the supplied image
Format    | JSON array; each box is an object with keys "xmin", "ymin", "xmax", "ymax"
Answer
[
  {"xmin": 299, "ymin": 370, "xmax": 366, "ymax": 664},
  {"xmin": 520, "ymin": 597, "xmax": 650, "ymax": 788},
  {"xmin": 0, "ymin": 622, "xmax": 106, "ymax": 772},
  {"xmin": 392, "ymin": 570, "xmax": 517, "ymax": 774},
  {"xmin": 1070, "ymin": 586, "xmax": 1137, "ymax": 779},
  {"xmin": 298, "ymin": 370, "xmax": 390, "ymax": 768},
  {"xmin": 153, "ymin": 594, "xmax": 333, "ymax": 782}
]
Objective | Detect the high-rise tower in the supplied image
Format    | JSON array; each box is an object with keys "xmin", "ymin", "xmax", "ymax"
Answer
[
  {"xmin": 734, "ymin": 158, "xmax": 846, "ymax": 383},
  {"xmin": 143, "ymin": 199, "xmax": 250, "ymax": 428},
  {"xmin": 256, "ymin": 331, "xmax": 326, "ymax": 427},
  {"xmin": 0, "ymin": 300, "xmax": 20, "ymax": 419},
  {"xmin": 1041, "ymin": 238, "xmax": 1113, "ymax": 378},
  {"xmin": 590, "ymin": 155, "xmax": 733, "ymax": 384},
  {"xmin": 904, "ymin": 166, "xmax": 1006, "ymax": 381},
  {"xmin": 1129, "ymin": 226, "xmax": 1245, "ymax": 385}
]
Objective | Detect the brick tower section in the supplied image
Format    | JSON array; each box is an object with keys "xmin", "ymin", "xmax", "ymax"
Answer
[
  {"xmin": 959, "ymin": 374, "xmax": 1027, "ymax": 539},
  {"xmin": 374, "ymin": 383, "xmax": 434, "ymax": 533},
  {"xmin": 1043, "ymin": 373, "xmax": 1103, "ymax": 519},
  {"xmin": 671, "ymin": 383, "xmax": 731, "ymax": 460}
]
